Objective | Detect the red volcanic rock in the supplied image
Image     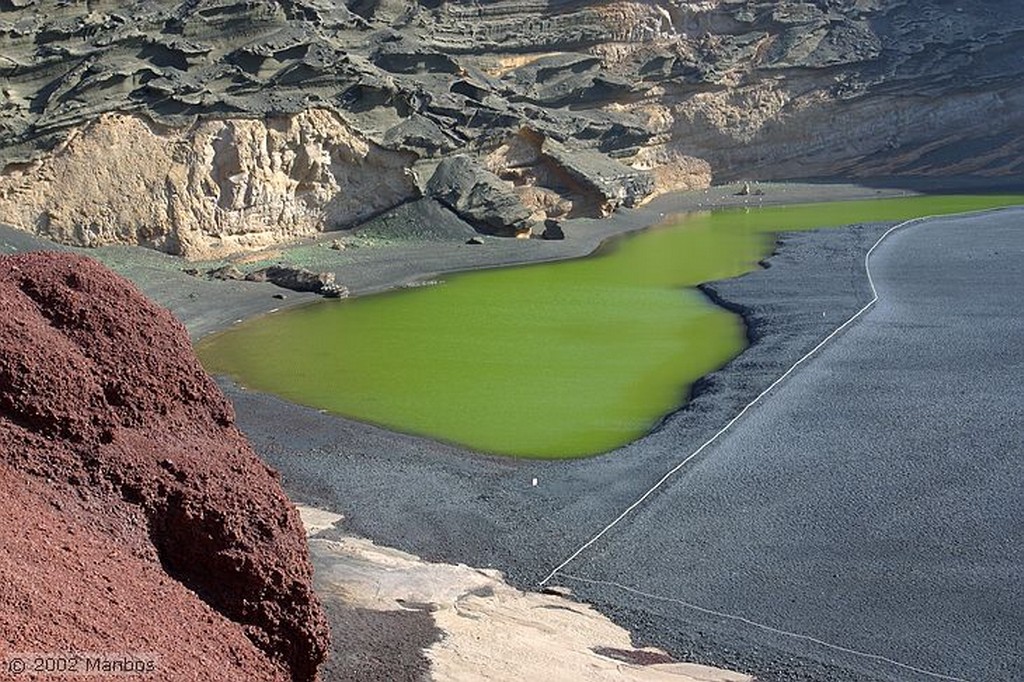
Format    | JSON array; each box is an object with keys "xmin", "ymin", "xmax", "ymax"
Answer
[{"xmin": 0, "ymin": 253, "xmax": 329, "ymax": 681}]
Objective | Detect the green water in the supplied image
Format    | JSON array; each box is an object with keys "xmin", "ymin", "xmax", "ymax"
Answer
[{"xmin": 198, "ymin": 195, "xmax": 1024, "ymax": 458}]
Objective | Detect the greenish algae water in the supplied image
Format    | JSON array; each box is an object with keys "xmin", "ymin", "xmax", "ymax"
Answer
[{"xmin": 198, "ymin": 195, "xmax": 1024, "ymax": 458}]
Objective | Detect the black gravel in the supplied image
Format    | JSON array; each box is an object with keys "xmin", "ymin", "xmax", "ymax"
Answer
[
  {"xmin": 562, "ymin": 209, "xmax": 1024, "ymax": 682},
  {"xmin": 227, "ymin": 216, "xmax": 958, "ymax": 681}
]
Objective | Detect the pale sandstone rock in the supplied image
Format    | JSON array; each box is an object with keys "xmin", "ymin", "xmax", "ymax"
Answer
[
  {"xmin": 631, "ymin": 146, "xmax": 714, "ymax": 198},
  {"xmin": 0, "ymin": 109, "xmax": 418, "ymax": 259}
]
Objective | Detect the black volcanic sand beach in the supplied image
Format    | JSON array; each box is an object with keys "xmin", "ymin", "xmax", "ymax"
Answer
[
  {"xmin": 233, "ymin": 208, "xmax": 1024, "ymax": 682},
  {"xmin": 560, "ymin": 210, "xmax": 1024, "ymax": 682},
  {"xmin": 215, "ymin": 219, "xmax": 905, "ymax": 682},
  {"xmin": 3, "ymin": 185, "xmax": 1022, "ymax": 681}
]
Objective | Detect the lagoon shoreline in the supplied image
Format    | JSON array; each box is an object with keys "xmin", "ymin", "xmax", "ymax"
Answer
[
  {"xmin": 2, "ymin": 177, "xmax": 1011, "ymax": 343},
  {"xmin": 7, "ymin": 180, "xmax": 933, "ymax": 341},
  {"xmin": 218, "ymin": 216, "xmax": 903, "ymax": 681},
  {"xmin": 194, "ymin": 180, "xmax": 1015, "ymax": 681}
]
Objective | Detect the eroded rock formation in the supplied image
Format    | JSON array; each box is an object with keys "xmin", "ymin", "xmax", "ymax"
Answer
[
  {"xmin": 0, "ymin": 109, "xmax": 417, "ymax": 258},
  {"xmin": 0, "ymin": 252, "xmax": 330, "ymax": 680},
  {"xmin": 2, "ymin": 0, "xmax": 1023, "ymax": 254}
]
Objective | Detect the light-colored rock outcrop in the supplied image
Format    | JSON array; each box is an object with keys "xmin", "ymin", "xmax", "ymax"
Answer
[
  {"xmin": 298, "ymin": 507, "xmax": 753, "ymax": 682},
  {"xmin": 0, "ymin": 109, "xmax": 417, "ymax": 258}
]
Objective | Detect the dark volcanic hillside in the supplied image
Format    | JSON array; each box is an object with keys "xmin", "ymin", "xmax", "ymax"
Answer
[
  {"xmin": 2, "ymin": 1, "xmax": 1023, "ymax": 256},
  {"xmin": 0, "ymin": 252, "xmax": 330, "ymax": 680}
]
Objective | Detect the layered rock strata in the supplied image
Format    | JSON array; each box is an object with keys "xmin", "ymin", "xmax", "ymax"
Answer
[
  {"xmin": 0, "ymin": 252, "xmax": 330, "ymax": 680},
  {"xmin": 1, "ymin": 0, "xmax": 1022, "ymax": 254},
  {"xmin": 0, "ymin": 109, "xmax": 417, "ymax": 258}
]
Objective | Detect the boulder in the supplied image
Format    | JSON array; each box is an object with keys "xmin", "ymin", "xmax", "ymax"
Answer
[
  {"xmin": 246, "ymin": 264, "xmax": 340, "ymax": 295},
  {"xmin": 426, "ymin": 155, "xmax": 534, "ymax": 237},
  {"xmin": 540, "ymin": 139, "xmax": 656, "ymax": 216}
]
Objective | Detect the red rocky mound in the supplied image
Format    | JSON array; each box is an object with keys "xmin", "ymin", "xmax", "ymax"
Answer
[{"xmin": 0, "ymin": 253, "xmax": 329, "ymax": 680}]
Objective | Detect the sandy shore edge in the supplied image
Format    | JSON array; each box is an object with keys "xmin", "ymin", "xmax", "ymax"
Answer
[
  {"xmin": 297, "ymin": 505, "xmax": 753, "ymax": 682},
  {"xmin": 0, "ymin": 180, "xmax": 932, "ymax": 340}
]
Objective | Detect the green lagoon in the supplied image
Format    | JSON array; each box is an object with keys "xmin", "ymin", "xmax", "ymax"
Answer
[{"xmin": 198, "ymin": 195, "xmax": 1024, "ymax": 458}]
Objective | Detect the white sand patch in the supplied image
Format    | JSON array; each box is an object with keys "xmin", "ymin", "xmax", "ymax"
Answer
[
  {"xmin": 296, "ymin": 504, "xmax": 344, "ymax": 536},
  {"xmin": 302, "ymin": 510, "xmax": 751, "ymax": 682}
]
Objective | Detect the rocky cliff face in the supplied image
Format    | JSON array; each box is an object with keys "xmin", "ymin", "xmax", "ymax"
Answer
[
  {"xmin": 2, "ymin": 0, "xmax": 1022, "ymax": 254},
  {"xmin": 0, "ymin": 252, "xmax": 330, "ymax": 680},
  {"xmin": 0, "ymin": 109, "xmax": 417, "ymax": 258}
]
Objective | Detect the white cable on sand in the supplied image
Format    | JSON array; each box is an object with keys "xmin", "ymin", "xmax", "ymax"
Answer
[
  {"xmin": 538, "ymin": 214, "xmax": 929, "ymax": 587},
  {"xmin": 559, "ymin": 573, "xmax": 970, "ymax": 682}
]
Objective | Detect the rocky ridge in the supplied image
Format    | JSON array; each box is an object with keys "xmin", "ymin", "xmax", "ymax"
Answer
[
  {"xmin": 0, "ymin": 252, "xmax": 330, "ymax": 680},
  {"xmin": 2, "ymin": 1, "xmax": 1023, "ymax": 256}
]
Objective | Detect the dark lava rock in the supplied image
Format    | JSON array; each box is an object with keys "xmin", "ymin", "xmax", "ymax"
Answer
[
  {"xmin": 3, "ymin": 0, "xmax": 1024, "ymax": 254},
  {"xmin": 372, "ymin": 39, "xmax": 462, "ymax": 75},
  {"xmin": 541, "ymin": 219, "xmax": 566, "ymax": 240},
  {"xmin": 0, "ymin": 253, "xmax": 329, "ymax": 681},
  {"xmin": 246, "ymin": 264, "xmax": 338, "ymax": 295},
  {"xmin": 505, "ymin": 52, "xmax": 638, "ymax": 107},
  {"xmin": 466, "ymin": 236, "xmax": 484, "ymax": 245},
  {"xmin": 206, "ymin": 264, "xmax": 246, "ymax": 280},
  {"xmin": 382, "ymin": 114, "xmax": 460, "ymax": 156},
  {"xmin": 2, "ymin": 0, "xmax": 1024, "ymax": 186},
  {"xmin": 426, "ymin": 155, "xmax": 535, "ymax": 237},
  {"xmin": 540, "ymin": 139, "xmax": 655, "ymax": 215}
]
